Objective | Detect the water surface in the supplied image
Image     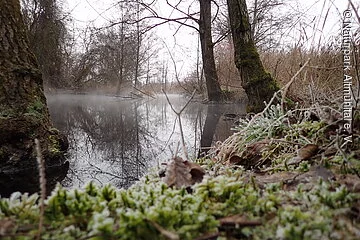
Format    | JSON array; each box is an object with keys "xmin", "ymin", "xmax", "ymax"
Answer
[{"xmin": 47, "ymin": 94, "xmax": 245, "ymax": 189}]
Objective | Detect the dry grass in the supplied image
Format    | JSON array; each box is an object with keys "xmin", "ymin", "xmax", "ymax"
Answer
[{"xmin": 260, "ymin": 47, "xmax": 345, "ymax": 105}]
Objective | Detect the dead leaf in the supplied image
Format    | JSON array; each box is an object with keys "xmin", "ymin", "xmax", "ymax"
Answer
[
  {"xmin": 229, "ymin": 155, "xmax": 242, "ymax": 165},
  {"xmin": 162, "ymin": 157, "xmax": 205, "ymax": 188},
  {"xmin": 297, "ymin": 144, "xmax": 319, "ymax": 160},
  {"xmin": 288, "ymin": 144, "xmax": 319, "ymax": 165},
  {"xmin": 227, "ymin": 140, "xmax": 270, "ymax": 169},
  {"xmin": 0, "ymin": 218, "xmax": 15, "ymax": 236},
  {"xmin": 184, "ymin": 160, "xmax": 206, "ymax": 184}
]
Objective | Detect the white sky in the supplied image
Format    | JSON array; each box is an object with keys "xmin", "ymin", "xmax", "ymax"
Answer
[{"xmin": 64, "ymin": 0, "xmax": 358, "ymax": 79}]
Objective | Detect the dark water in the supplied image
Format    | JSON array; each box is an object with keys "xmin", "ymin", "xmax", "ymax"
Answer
[{"xmin": 47, "ymin": 94, "xmax": 246, "ymax": 189}]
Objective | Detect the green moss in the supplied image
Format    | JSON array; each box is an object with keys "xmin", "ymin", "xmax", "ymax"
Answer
[
  {"xmin": 25, "ymin": 96, "xmax": 45, "ymax": 118},
  {"xmin": 48, "ymin": 134, "xmax": 61, "ymax": 154},
  {"xmin": 0, "ymin": 106, "xmax": 16, "ymax": 118},
  {"xmin": 238, "ymin": 43, "xmax": 260, "ymax": 69},
  {"xmin": 235, "ymin": 39, "xmax": 279, "ymax": 113},
  {"xmin": 0, "ymin": 173, "xmax": 359, "ymax": 239}
]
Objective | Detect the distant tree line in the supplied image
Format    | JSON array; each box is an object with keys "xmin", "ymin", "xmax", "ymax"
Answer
[
  {"xmin": 20, "ymin": 0, "xmax": 351, "ymax": 111},
  {"xmin": 20, "ymin": 0, "xmax": 160, "ymax": 94}
]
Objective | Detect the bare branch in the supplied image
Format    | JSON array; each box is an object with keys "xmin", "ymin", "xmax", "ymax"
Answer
[
  {"xmin": 213, "ymin": 29, "xmax": 230, "ymax": 45},
  {"xmin": 98, "ymin": 0, "xmax": 200, "ymax": 34},
  {"xmin": 281, "ymin": 58, "xmax": 311, "ymax": 112},
  {"xmin": 165, "ymin": 0, "xmax": 199, "ymax": 22},
  {"xmin": 102, "ymin": 15, "xmax": 199, "ymax": 34},
  {"xmin": 162, "ymin": 40, "xmax": 192, "ymax": 94},
  {"xmin": 162, "ymin": 89, "xmax": 197, "ymax": 159},
  {"xmin": 211, "ymin": 0, "xmax": 220, "ymax": 23}
]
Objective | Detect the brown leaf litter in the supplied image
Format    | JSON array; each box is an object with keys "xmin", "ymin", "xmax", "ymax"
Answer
[{"xmin": 162, "ymin": 157, "xmax": 205, "ymax": 188}]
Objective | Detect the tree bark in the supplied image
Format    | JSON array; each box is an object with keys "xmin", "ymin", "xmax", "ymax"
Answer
[
  {"xmin": 0, "ymin": 0, "xmax": 68, "ymax": 196},
  {"xmin": 199, "ymin": 0, "xmax": 223, "ymax": 102},
  {"xmin": 227, "ymin": 0, "xmax": 278, "ymax": 112}
]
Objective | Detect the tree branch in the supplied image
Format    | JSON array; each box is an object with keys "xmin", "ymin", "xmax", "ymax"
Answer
[{"xmin": 162, "ymin": 89, "xmax": 197, "ymax": 159}]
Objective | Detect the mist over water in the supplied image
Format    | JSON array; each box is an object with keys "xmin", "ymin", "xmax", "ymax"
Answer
[{"xmin": 47, "ymin": 94, "xmax": 245, "ymax": 189}]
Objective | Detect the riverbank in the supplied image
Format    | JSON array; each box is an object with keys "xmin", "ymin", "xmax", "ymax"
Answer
[{"xmin": 0, "ymin": 101, "xmax": 359, "ymax": 239}]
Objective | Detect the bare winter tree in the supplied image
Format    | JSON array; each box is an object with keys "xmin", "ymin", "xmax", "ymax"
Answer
[
  {"xmin": 213, "ymin": 0, "xmax": 296, "ymax": 49},
  {"xmin": 108, "ymin": 0, "xmax": 224, "ymax": 101},
  {"xmin": 199, "ymin": 0, "xmax": 223, "ymax": 101},
  {"xmin": 249, "ymin": 0, "xmax": 295, "ymax": 50},
  {"xmin": 66, "ymin": 2, "xmax": 160, "ymax": 94}
]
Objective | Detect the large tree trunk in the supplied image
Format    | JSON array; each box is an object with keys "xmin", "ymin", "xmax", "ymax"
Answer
[
  {"xmin": 0, "ymin": 0, "xmax": 68, "ymax": 197},
  {"xmin": 227, "ymin": 0, "xmax": 278, "ymax": 113},
  {"xmin": 199, "ymin": 0, "xmax": 223, "ymax": 102}
]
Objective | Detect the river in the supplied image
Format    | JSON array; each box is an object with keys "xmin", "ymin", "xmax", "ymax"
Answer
[{"xmin": 47, "ymin": 94, "xmax": 246, "ymax": 189}]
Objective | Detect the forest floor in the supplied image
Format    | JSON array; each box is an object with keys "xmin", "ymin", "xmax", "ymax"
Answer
[{"xmin": 0, "ymin": 95, "xmax": 359, "ymax": 239}]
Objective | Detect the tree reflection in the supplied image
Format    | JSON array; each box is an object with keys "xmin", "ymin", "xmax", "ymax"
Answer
[
  {"xmin": 198, "ymin": 103, "xmax": 246, "ymax": 157},
  {"xmin": 47, "ymin": 94, "xmax": 245, "ymax": 189},
  {"xmin": 48, "ymin": 95, "xmax": 151, "ymax": 189}
]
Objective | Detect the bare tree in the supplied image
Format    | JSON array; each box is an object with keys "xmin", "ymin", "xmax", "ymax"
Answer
[
  {"xmin": 212, "ymin": 0, "xmax": 296, "ymax": 49},
  {"xmin": 249, "ymin": 0, "xmax": 295, "ymax": 49},
  {"xmin": 107, "ymin": 0, "xmax": 224, "ymax": 101},
  {"xmin": 199, "ymin": 0, "xmax": 223, "ymax": 101}
]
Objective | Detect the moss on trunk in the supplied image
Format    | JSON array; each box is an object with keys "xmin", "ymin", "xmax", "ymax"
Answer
[{"xmin": 227, "ymin": 0, "xmax": 279, "ymax": 113}]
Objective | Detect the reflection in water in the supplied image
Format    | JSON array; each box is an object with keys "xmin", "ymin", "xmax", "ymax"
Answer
[
  {"xmin": 47, "ymin": 94, "xmax": 245, "ymax": 189},
  {"xmin": 199, "ymin": 103, "xmax": 247, "ymax": 156}
]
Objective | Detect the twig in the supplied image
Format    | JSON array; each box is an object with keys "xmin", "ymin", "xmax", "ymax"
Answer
[
  {"xmin": 35, "ymin": 139, "xmax": 46, "ymax": 240},
  {"xmin": 281, "ymin": 58, "xmax": 311, "ymax": 112},
  {"xmin": 162, "ymin": 40, "xmax": 192, "ymax": 94},
  {"xmin": 133, "ymin": 85, "xmax": 156, "ymax": 99},
  {"xmin": 146, "ymin": 219, "xmax": 179, "ymax": 240},
  {"xmin": 86, "ymin": 161, "xmax": 138, "ymax": 180},
  {"xmin": 162, "ymin": 89, "xmax": 197, "ymax": 159}
]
